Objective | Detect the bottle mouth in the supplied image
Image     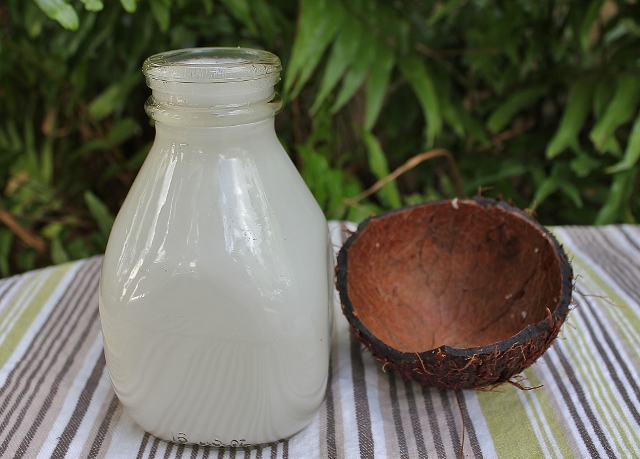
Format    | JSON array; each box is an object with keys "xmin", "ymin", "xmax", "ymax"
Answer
[
  {"xmin": 142, "ymin": 48, "xmax": 282, "ymax": 126},
  {"xmin": 143, "ymin": 47, "xmax": 282, "ymax": 85}
]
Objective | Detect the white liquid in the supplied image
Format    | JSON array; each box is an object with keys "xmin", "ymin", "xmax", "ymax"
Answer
[{"xmin": 99, "ymin": 119, "xmax": 332, "ymax": 445}]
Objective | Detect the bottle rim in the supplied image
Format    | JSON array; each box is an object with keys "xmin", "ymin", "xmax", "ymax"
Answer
[{"xmin": 142, "ymin": 47, "xmax": 282, "ymax": 84}]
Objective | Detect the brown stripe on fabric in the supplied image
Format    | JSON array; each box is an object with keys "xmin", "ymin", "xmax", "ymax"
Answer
[
  {"xmin": 404, "ymin": 379, "xmax": 428, "ymax": 458},
  {"xmin": 8, "ymin": 266, "xmax": 101, "ymax": 452},
  {"xmin": 617, "ymin": 225, "xmax": 640, "ymax": 255},
  {"xmin": 201, "ymin": 445, "xmax": 212, "ymax": 459},
  {"xmin": 163, "ymin": 442, "xmax": 174, "ymax": 459},
  {"xmin": 87, "ymin": 393, "xmax": 120, "ymax": 459},
  {"xmin": 50, "ymin": 352, "xmax": 107, "ymax": 458},
  {"xmin": 543, "ymin": 346, "xmax": 613, "ymax": 458},
  {"xmin": 594, "ymin": 228, "xmax": 640, "ymax": 303},
  {"xmin": 0, "ymin": 259, "xmax": 96, "ymax": 427},
  {"xmin": 578, "ymin": 294, "xmax": 640, "ymax": 424},
  {"xmin": 137, "ymin": 432, "xmax": 152, "ymax": 459},
  {"xmin": 10, "ymin": 306, "xmax": 101, "ymax": 458},
  {"xmin": 148, "ymin": 435, "xmax": 162, "ymax": 459},
  {"xmin": 282, "ymin": 439, "xmax": 289, "ymax": 459},
  {"xmin": 587, "ymin": 230, "xmax": 640, "ymax": 303},
  {"xmin": 454, "ymin": 391, "xmax": 482, "ymax": 458},
  {"xmin": 439, "ymin": 390, "xmax": 462, "ymax": 458},
  {"xmin": 188, "ymin": 444, "xmax": 200, "ymax": 459},
  {"xmin": 254, "ymin": 445, "xmax": 261, "ymax": 459},
  {"xmin": 269, "ymin": 442, "xmax": 278, "ymax": 459},
  {"xmin": 388, "ymin": 372, "xmax": 410, "ymax": 459},
  {"xmin": 0, "ymin": 259, "xmax": 101, "ymax": 456},
  {"xmin": 0, "ymin": 259, "xmax": 96, "ymax": 420},
  {"xmin": 562, "ymin": 228, "xmax": 640, "ymax": 441},
  {"xmin": 618, "ymin": 226, "xmax": 640, "ymax": 255},
  {"xmin": 0, "ymin": 274, "xmax": 21, "ymax": 307},
  {"xmin": 324, "ymin": 360, "xmax": 337, "ymax": 459},
  {"xmin": 350, "ymin": 335, "xmax": 375, "ymax": 458},
  {"xmin": 570, "ymin": 228, "xmax": 640, "ymax": 305},
  {"xmin": 216, "ymin": 445, "xmax": 226, "ymax": 459},
  {"xmin": 422, "ymin": 387, "xmax": 445, "ymax": 458}
]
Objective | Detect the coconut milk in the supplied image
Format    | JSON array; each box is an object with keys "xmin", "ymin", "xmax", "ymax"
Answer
[{"xmin": 99, "ymin": 48, "xmax": 332, "ymax": 446}]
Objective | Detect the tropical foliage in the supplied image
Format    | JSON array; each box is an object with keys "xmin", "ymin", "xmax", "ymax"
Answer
[{"xmin": 1, "ymin": 0, "xmax": 639, "ymax": 275}]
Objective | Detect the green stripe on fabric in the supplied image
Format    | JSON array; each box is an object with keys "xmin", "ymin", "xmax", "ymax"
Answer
[
  {"xmin": 547, "ymin": 233, "xmax": 640, "ymax": 455},
  {"xmin": 556, "ymin": 301, "xmax": 640, "ymax": 455},
  {"xmin": 0, "ymin": 263, "xmax": 74, "ymax": 367},
  {"xmin": 476, "ymin": 385, "xmax": 545, "ymax": 458},
  {"xmin": 553, "ymin": 229, "xmax": 640, "ymax": 364},
  {"xmin": 522, "ymin": 368, "xmax": 574, "ymax": 458}
]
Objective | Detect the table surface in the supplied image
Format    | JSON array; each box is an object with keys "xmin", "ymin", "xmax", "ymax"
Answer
[{"xmin": 1, "ymin": 222, "xmax": 639, "ymax": 458}]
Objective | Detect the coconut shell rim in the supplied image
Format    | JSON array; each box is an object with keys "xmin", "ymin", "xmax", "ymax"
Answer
[{"xmin": 336, "ymin": 196, "xmax": 574, "ymax": 365}]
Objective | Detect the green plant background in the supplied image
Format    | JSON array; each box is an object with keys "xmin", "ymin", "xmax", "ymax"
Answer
[{"xmin": 0, "ymin": 0, "xmax": 639, "ymax": 276}]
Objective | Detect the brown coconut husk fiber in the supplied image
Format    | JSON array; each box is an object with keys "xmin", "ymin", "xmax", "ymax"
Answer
[{"xmin": 336, "ymin": 197, "xmax": 573, "ymax": 390}]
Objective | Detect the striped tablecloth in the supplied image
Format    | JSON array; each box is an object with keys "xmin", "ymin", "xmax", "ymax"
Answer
[{"xmin": 1, "ymin": 222, "xmax": 639, "ymax": 458}]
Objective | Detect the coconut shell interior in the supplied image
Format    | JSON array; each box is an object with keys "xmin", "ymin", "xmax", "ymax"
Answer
[{"xmin": 345, "ymin": 199, "xmax": 564, "ymax": 352}]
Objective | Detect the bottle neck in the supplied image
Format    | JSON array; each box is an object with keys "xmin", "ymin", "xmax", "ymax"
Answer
[
  {"xmin": 142, "ymin": 48, "xmax": 283, "ymax": 128},
  {"xmin": 153, "ymin": 116, "xmax": 277, "ymax": 141},
  {"xmin": 145, "ymin": 80, "xmax": 282, "ymax": 127}
]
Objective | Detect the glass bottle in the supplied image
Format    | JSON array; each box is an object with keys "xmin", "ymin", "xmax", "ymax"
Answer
[{"xmin": 98, "ymin": 48, "xmax": 333, "ymax": 447}]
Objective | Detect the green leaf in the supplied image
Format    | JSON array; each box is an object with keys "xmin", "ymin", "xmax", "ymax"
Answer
[
  {"xmin": 66, "ymin": 238, "xmax": 92, "ymax": 260},
  {"xmin": 471, "ymin": 160, "xmax": 527, "ymax": 190},
  {"xmin": 486, "ymin": 86, "xmax": 547, "ymax": 133},
  {"xmin": 601, "ymin": 136, "xmax": 622, "ymax": 157},
  {"xmin": 448, "ymin": 104, "xmax": 490, "ymax": 147},
  {"xmin": 364, "ymin": 44, "xmax": 394, "ymax": 131},
  {"xmin": 107, "ymin": 118, "xmax": 140, "ymax": 145},
  {"xmin": 120, "ymin": 0, "xmax": 137, "ymax": 12},
  {"xmin": 440, "ymin": 98, "xmax": 465, "ymax": 138},
  {"xmin": 42, "ymin": 222, "xmax": 64, "ymax": 239},
  {"xmin": 532, "ymin": 162, "xmax": 582, "ymax": 207},
  {"xmin": 398, "ymin": 55, "xmax": 441, "ymax": 148},
  {"xmin": 84, "ymin": 191, "xmax": 115, "ymax": 240},
  {"xmin": 51, "ymin": 236, "xmax": 70, "ymax": 265},
  {"xmin": 17, "ymin": 250, "xmax": 37, "ymax": 273},
  {"xmin": 24, "ymin": 1, "xmax": 44, "ymax": 37},
  {"xmin": 74, "ymin": 139, "xmax": 111, "ymax": 156},
  {"xmin": 200, "ymin": 0, "xmax": 213, "ymax": 15},
  {"xmin": 252, "ymin": 0, "xmax": 276, "ymax": 45},
  {"xmin": 88, "ymin": 72, "xmax": 142, "ymax": 121},
  {"xmin": 428, "ymin": 0, "xmax": 466, "ymax": 26},
  {"xmin": 284, "ymin": 0, "xmax": 346, "ymax": 100},
  {"xmin": 298, "ymin": 145, "xmax": 328, "ymax": 208},
  {"xmin": 33, "ymin": 0, "xmax": 79, "ymax": 30},
  {"xmin": 220, "ymin": 0, "xmax": 258, "ymax": 35},
  {"xmin": 0, "ymin": 229, "xmax": 13, "ymax": 277},
  {"xmin": 559, "ymin": 182, "xmax": 583, "ymax": 208},
  {"xmin": 149, "ymin": 0, "xmax": 171, "ymax": 32},
  {"xmin": 570, "ymin": 152, "xmax": 601, "ymax": 177},
  {"xmin": 606, "ymin": 113, "xmax": 640, "ymax": 173},
  {"xmin": 362, "ymin": 131, "xmax": 402, "ymax": 208},
  {"xmin": 579, "ymin": 0, "xmax": 605, "ymax": 52},
  {"xmin": 80, "ymin": 0, "xmax": 103, "ymax": 12},
  {"xmin": 590, "ymin": 73, "xmax": 640, "ymax": 152},
  {"xmin": 40, "ymin": 136, "xmax": 54, "ymax": 186},
  {"xmin": 532, "ymin": 174, "xmax": 558, "ymax": 206},
  {"xmin": 310, "ymin": 20, "xmax": 364, "ymax": 114},
  {"xmin": 546, "ymin": 77, "xmax": 595, "ymax": 159},
  {"xmin": 595, "ymin": 167, "xmax": 637, "ymax": 224},
  {"xmin": 593, "ymin": 77, "xmax": 614, "ymax": 119},
  {"xmin": 330, "ymin": 29, "xmax": 378, "ymax": 114}
]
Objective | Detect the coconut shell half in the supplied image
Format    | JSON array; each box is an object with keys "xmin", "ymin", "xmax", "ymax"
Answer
[{"xmin": 336, "ymin": 197, "xmax": 573, "ymax": 390}]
